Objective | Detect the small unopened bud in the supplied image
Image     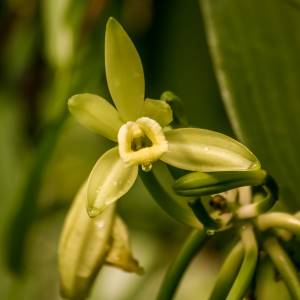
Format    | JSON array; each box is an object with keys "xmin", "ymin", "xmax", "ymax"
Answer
[{"xmin": 174, "ymin": 169, "xmax": 267, "ymax": 197}]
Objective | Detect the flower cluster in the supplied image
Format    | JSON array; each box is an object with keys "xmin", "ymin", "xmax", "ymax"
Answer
[{"xmin": 59, "ymin": 17, "xmax": 261, "ymax": 299}]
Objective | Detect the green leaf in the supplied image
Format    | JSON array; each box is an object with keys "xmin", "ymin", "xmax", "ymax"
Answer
[
  {"xmin": 105, "ymin": 17, "xmax": 144, "ymax": 121},
  {"xmin": 68, "ymin": 93, "xmax": 123, "ymax": 141},
  {"xmin": 87, "ymin": 147, "xmax": 138, "ymax": 217},
  {"xmin": 148, "ymin": 0, "xmax": 232, "ymax": 134},
  {"xmin": 161, "ymin": 128, "xmax": 260, "ymax": 172},
  {"xmin": 200, "ymin": 0, "xmax": 300, "ymax": 210}
]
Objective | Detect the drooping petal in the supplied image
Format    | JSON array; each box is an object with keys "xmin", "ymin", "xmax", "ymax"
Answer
[
  {"xmin": 142, "ymin": 98, "xmax": 173, "ymax": 127},
  {"xmin": 58, "ymin": 182, "xmax": 116, "ymax": 299},
  {"xmin": 161, "ymin": 128, "xmax": 260, "ymax": 172},
  {"xmin": 68, "ymin": 93, "xmax": 123, "ymax": 141},
  {"xmin": 105, "ymin": 17, "xmax": 144, "ymax": 121},
  {"xmin": 105, "ymin": 216, "xmax": 143, "ymax": 274},
  {"xmin": 87, "ymin": 147, "xmax": 138, "ymax": 217}
]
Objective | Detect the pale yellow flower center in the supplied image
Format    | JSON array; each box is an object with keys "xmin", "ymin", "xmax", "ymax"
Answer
[{"xmin": 118, "ymin": 117, "xmax": 168, "ymax": 171}]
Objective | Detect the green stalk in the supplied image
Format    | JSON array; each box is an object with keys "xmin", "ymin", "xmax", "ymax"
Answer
[
  {"xmin": 236, "ymin": 189, "xmax": 274, "ymax": 219},
  {"xmin": 209, "ymin": 241, "xmax": 244, "ymax": 300},
  {"xmin": 189, "ymin": 198, "xmax": 220, "ymax": 229},
  {"xmin": 236, "ymin": 175, "xmax": 278, "ymax": 219},
  {"xmin": 156, "ymin": 229, "xmax": 208, "ymax": 300},
  {"xmin": 226, "ymin": 224, "xmax": 258, "ymax": 300},
  {"xmin": 255, "ymin": 257, "xmax": 291, "ymax": 300},
  {"xmin": 256, "ymin": 213, "xmax": 300, "ymax": 235},
  {"xmin": 140, "ymin": 161, "xmax": 201, "ymax": 228},
  {"xmin": 263, "ymin": 237, "xmax": 300, "ymax": 299}
]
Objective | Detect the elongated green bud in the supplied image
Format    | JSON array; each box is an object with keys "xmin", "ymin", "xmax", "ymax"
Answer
[
  {"xmin": 174, "ymin": 169, "xmax": 267, "ymax": 196},
  {"xmin": 59, "ymin": 183, "xmax": 116, "ymax": 299},
  {"xmin": 59, "ymin": 183, "xmax": 142, "ymax": 299}
]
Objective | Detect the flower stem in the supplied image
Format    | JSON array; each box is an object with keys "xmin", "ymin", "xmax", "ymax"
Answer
[
  {"xmin": 156, "ymin": 228, "xmax": 208, "ymax": 300},
  {"xmin": 256, "ymin": 212, "xmax": 300, "ymax": 235},
  {"xmin": 263, "ymin": 237, "xmax": 300, "ymax": 299},
  {"xmin": 255, "ymin": 256, "xmax": 291, "ymax": 300},
  {"xmin": 140, "ymin": 161, "xmax": 201, "ymax": 228},
  {"xmin": 209, "ymin": 241, "xmax": 244, "ymax": 300},
  {"xmin": 226, "ymin": 224, "xmax": 258, "ymax": 300},
  {"xmin": 189, "ymin": 198, "xmax": 220, "ymax": 229}
]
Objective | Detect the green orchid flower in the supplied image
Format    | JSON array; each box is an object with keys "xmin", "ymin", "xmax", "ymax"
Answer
[{"xmin": 68, "ymin": 17, "xmax": 260, "ymax": 218}]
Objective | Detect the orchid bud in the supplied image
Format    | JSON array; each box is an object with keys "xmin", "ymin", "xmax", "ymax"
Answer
[
  {"xmin": 58, "ymin": 182, "xmax": 142, "ymax": 299},
  {"xmin": 58, "ymin": 183, "xmax": 115, "ymax": 299},
  {"xmin": 174, "ymin": 169, "xmax": 267, "ymax": 196}
]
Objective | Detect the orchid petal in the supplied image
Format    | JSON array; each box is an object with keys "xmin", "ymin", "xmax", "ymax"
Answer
[
  {"xmin": 142, "ymin": 98, "xmax": 173, "ymax": 127},
  {"xmin": 58, "ymin": 182, "xmax": 115, "ymax": 299},
  {"xmin": 68, "ymin": 93, "xmax": 123, "ymax": 141},
  {"xmin": 105, "ymin": 17, "xmax": 144, "ymax": 121},
  {"xmin": 105, "ymin": 216, "xmax": 143, "ymax": 274},
  {"xmin": 87, "ymin": 147, "xmax": 138, "ymax": 217},
  {"xmin": 161, "ymin": 128, "xmax": 260, "ymax": 172}
]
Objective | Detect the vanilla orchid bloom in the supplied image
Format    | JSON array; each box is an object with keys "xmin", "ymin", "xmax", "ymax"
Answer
[{"xmin": 68, "ymin": 18, "xmax": 259, "ymax": 218}]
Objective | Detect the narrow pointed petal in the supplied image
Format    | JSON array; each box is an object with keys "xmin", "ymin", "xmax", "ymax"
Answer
[
  {"xmin": 59, "ymin": 182, "xmax": 116, "ymax": 300},
  {"xmin": 68, "ymin": 93, "xmax": 123, "ymax": 141},
  {"xmin": 87, "ymin": 147, "xmax": 138, "ymax": 217},
  {"xmin": 105, "ymin": 17, "xmax": 144, "ymax": 121},
  {"xmin": 142, "ymin": 98, "xmax": 173, "ymax": 127},
  {"xmin": 161, "ymin": 128, "xmax": 260, "ymax": 172},
  {"xmin": 105, "ymin": 216, "xmax": 143, "ymax": 274}
]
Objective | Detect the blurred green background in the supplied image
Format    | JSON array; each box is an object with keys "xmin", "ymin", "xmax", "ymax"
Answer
[{"xmin": 1, "ymin": 0, "xmax": 300, "ymax": 299}]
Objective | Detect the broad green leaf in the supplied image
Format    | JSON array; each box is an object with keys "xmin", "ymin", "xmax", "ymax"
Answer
[
  {"xmin": 59, "ymin": 182, "xmax": 116, "ymax": 300},
  {"xmin": 142, "ymin": 98, "xmax": 173, "ymax": 127},
  {"xmin": 148, "ymin": 0, "xmax": 232, "ymax": 134},
  {"xmin": 68, "ymin": 93, "xmax": 123, "ymax": 141},
  {"xmin": 200, "ymin": 0, "xmax": 300, "ymax": 210},
  {"xmin": 105, "ymin": 17, "xmax": 144, "ymax": 121},
  {"xmin": 87, "ymin": 147, "xmax": 138, "ymax": 217},
  {"xmin": 161, "ymin": 128, "xmax": 260, "ymax": 172}
]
